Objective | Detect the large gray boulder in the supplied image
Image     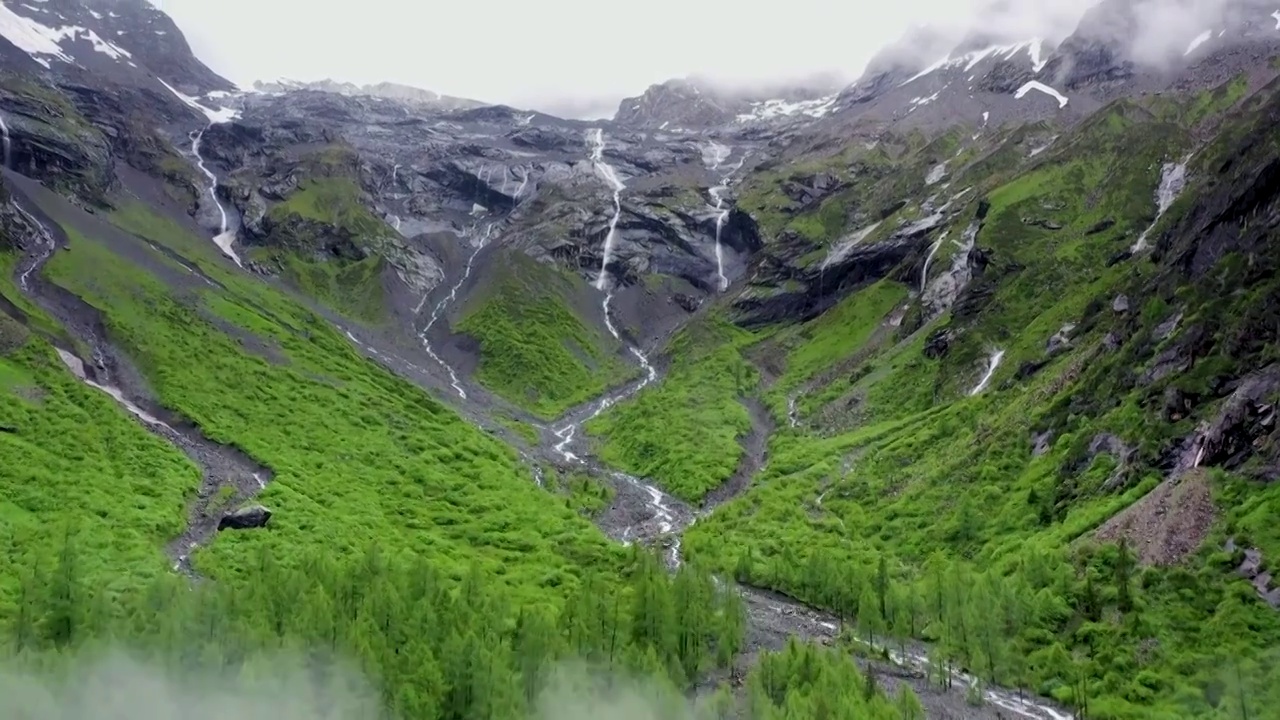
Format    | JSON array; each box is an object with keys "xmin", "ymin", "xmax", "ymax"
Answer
[{"xmin": 218, "ymin": 504, "xmax": 272, "ymax": 531}]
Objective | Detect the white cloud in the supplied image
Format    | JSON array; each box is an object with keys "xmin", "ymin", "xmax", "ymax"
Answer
[
  {"xmin": 160, "ymin": 0, "xmax": 982, "ymax": 112},
  {"xmin": 155, "ymin": 0, "xmax": 1266, "ymax": 116}
]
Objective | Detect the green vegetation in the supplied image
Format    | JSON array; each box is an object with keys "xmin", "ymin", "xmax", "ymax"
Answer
[
  {"xmin": 587, "ymin": 317, "xmax": 758, "ymax": 503},
  {"xmin": 677, "ymin": 87, "xmax": 1280, "ymax": 719},
  {"xmin": 30, "ymin": 208, "xmax": 617, "ymax": 595},
  {"xmin": 0, "ymin": 339, "xmax": 197, "ymax": 596},
  {"xmin": 270, "ymin": 249, "xmax": 387, "ymax": 323},
  {"xmin": 249, "ymin": 175, "xmax": 397, "ymax": 322},
  {"xmin": 268, "ymin": 177, "xmax": 392, "ymax": 240},
  {"xmin": 761, "ymin": 279, "xmax": 909, "ymax": 421},
  {"xmin": 7, "ymin": 48, "xmax": 1280, "ymax": 720},
  {"xmin": 496, "ymin": 412, "xmax": 543, "ymax": 446},
  {"xmin": 3, "ymin": 531, "xmax": 752, "ymax": 718},
  {"xmin": 547, "ymin": 468, "xmax": 614, "ymax": 518},
  {"xmin": 5, "ymin": 199, "xmax": 928, "ymax": 720},
  {"xmin": 457, "ymin": 249, "xmax": 636, "ymax": 419}
]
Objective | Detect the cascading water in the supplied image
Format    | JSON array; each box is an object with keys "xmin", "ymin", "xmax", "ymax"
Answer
[
  {"xmin": 190, "ymin": 125, "xmax": 241, "ymax": 266},
  {"xmin": 157, "ymin": 78, "xmax": 243, "ymax": 267},
  {"xmin": 1131, "ymin": 157, "xmax": 1190, "ymax": 253},
  {"xmin": 416, "ymin": 223, "xmax": 495, "ymax": 399},
  {"xmin": 14, "ymin": 203, "xmax": 55, "ymax": 292},
  {"xmin": 551, "ymin": 129, "xmax": 656, "ymax": 460},
  {"xmin": 969, "ymin": 348, "xmax": 1005, "ymax": 396},
  {"xmin": 0, "ymin": 112, "xmax": 11, "ymax": 170},
  {"xmin": 56, "ymin": 348, "xmax": 173, "ymax": 428},
  {"xmin": 710, "ymin": 184, "xmax": 731, "ymax": 291},
  {"xmin": 587, "ymin": 128, "xmax": 625, "ymax": 291},
  {"xmin": 920, "ymin": 232, "xmax": 946, "ymax": 294},
  {"xmin": 514, "ymin": 166, "xmax": 530, "ymax": 202},
  {"xmin": 549, "ymin": 133, "xmax": 671, "ymax": 536},
  {"xmin": 702, "ymin": 142, "xmax": 745, "ymax": 292}
]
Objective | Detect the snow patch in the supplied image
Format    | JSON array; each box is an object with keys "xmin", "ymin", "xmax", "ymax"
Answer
[
  {"xmin": 735, "ymin": 94, "xmax": 837, "ymax": 123},
  {"xmin": 75, "ymin": 27, "xmax": 131, "ymax": 59},
  {"xmin": 0, "ymin": 3, "xmax": 73, "ymax": 66},
  {"xmin": 901, "ymin": 39, "xmax": 1046, "ymax": 86},
  {"xmin": 909, "ymin": 91, "xmax": 941, "ymax": 109},
  {"xmin": 0, "ymin": 5, "xmax": 132, "ymax": 64},
  {"xmin": 1014, "ymin": 81, "xmax": 1068, "ymax": 108},
  {"xmin": 1185, "ymin": 30, "xmax": 1212, "ymax": 55},
  {"xmin": 925, "ymin": 162, "xmax": 947, "ymax": 185},
  {"xmin": 157, "ymin": 78, "xmax": 240, "ymax": 124},
  {"xmin": 1273, "ymin": 10, "xmax": 1280, "ymax": 29}
]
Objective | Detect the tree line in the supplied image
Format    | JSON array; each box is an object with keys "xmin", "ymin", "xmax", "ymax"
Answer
[{"xmin": 0, "ymin": 530, "xmax": 932, "ymax": 719}]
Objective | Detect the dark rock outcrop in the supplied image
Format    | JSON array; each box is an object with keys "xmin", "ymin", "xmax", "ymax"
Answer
[{"xmin": 218, "ymin": 505, "xmax": 272, "ymax": 531}]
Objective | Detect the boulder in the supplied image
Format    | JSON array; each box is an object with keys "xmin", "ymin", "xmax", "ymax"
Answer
[{"xmin": 218, "ymin": 504, "xmax": 272, "ymax": 531}]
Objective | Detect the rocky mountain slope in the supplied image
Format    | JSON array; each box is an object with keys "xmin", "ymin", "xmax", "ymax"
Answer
[{"xmin": 4, "ymin": 0, "xmax": 1280, "ymax": 718}]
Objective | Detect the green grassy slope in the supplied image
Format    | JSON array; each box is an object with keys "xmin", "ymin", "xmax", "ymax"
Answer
[
  {"xmin": 0, "ymin": 196, "xmax": 930, "ymax": 720},
  {"xmin": 456, "ymin": 248, "xmax": 637, "ymax": 419},
  {"xmin": 586, "ymin": 316, "xmax": 759, "ymax": 503},
  {"xmin": 675, "ymin": 86, "xmax": 1280, "ymax": 718},
  {"xmin": 248, "ymin": 150, "xmax": 398, "ymax": 324},
  {"xmin": 37, "ymin": 203, "xmax": 622, "ymax": 594}
]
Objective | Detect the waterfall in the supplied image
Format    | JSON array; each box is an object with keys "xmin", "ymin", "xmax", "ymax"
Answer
[
  {"xmin": 969, "ymin": 348, "xmax": 1005, "ymax": 396},
  {"xmin": 703, "ymin": 145, "xmax": 746, "ymax": 292},
  {"xmin": 416, "ymin": 222, "xmax": 495, "ymax": 399},
  {"xmin": 549, "ymin": 293, "xmax": 656, "ymax": 464},
  {"xmin": 190, "ymin": 126, "xmax": 241, "ymax": 266},
  {"xmin": 0, "ymin": 112, "xmax": 11, "ymax": 170},
  {"xmin": 710, "ymin": 184, "xmax": 730, "ymax": 291},
  {"xmin": 1131, "ymin": 157, "xmax": 1190, "ymax": 253},
  {"xmin": 920, "ymin": 232, "xmax": 946, "ymax": 294},
  {"xmin": 587, "ymin": 128, "xmax": 625, "ymax": 291},
  {"xmin": 14, "ymin": 203, "xmax": 56, "ymax": 291},
  {"xmin": 514, "ymin": 166, "xmax": 530, "ymax": 201}
]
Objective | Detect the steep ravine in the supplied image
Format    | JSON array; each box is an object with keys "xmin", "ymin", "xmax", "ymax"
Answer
[
  {"xmin": 274, "ymin": 136, "xmax": 1075, "ymax": 717},
  {"xmin": 8, "ymin": 184, "xmax": 273, "ymax": 576}
]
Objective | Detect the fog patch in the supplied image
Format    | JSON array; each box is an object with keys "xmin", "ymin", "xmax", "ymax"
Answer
[
  {"xmin": 530, "ymin": 661, "xmax": 717, "ymax": 720},
  {"xmin": 0, "ymin": 648, "xmax": 386, "ymax": 720}
]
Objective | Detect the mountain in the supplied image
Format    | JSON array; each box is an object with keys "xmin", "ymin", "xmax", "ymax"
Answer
[
  {"xmin": 614, "ymin": 76, "xmax": 841, "ymax": 130},
  {"xmin": 5, "ymin": 0, "xmax": 1280, "ymax": 718},
  {"xmin": 251, "ymin": 77, "xmax": 487, "ymax": 111}
]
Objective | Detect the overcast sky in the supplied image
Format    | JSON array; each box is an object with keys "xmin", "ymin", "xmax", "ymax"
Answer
[{"xmin": 153, "ymin": 0, "xmax": 995, "ymax": 117}]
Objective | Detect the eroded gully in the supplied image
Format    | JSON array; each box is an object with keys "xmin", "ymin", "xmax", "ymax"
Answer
[{"xmin": 7, "ymin": 182, "xmax": 272, "ymax": 577}]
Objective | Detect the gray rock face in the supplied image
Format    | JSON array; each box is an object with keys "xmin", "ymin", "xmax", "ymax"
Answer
[{"xmin": 218, "ymin": 505, "xmax": 272, "ymax": 531}]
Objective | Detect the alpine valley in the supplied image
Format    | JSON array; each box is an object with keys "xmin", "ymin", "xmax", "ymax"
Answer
[{"xmin": 2, "ymin": 0, "xmax": 1280, "ymax": 718}]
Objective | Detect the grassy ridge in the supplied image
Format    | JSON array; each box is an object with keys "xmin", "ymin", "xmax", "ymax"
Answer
[
  {"xmin": 456, "ymin": 249, "xmax": 636, "ymax": 419},
  {"xmin": 679, "ymin": 91, "xmax": 1280, "ymax": 716},
  {"xmin": 587, "ymin": 316, "xmax": 759, "ymax": 503},
  {"xmin": 35, "ymin": 206, "xmax": 624, "ymax": 602}
]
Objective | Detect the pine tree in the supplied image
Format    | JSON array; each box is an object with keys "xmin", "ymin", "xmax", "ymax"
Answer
[
  {"xmin": 1114, "ymin": 537, "xmax": 1135, "ymax": 613},
  {"xmin": 43, "ymin": 526, "xmax": 80, "ymax": 648},
  {"xmin": 896, "ymin": 684, "xmax": 925, "ymax": 720},
  {"xmin": 857, "ymin": 582, "xmax": 883, "ymax": 648},
  {"xmin": 513, "ymin": 607, "xmax": 558, "ymax": 704},
  {"xmin": 875, "ymin": 554, "xmax": 889, "ymax": 621}
]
